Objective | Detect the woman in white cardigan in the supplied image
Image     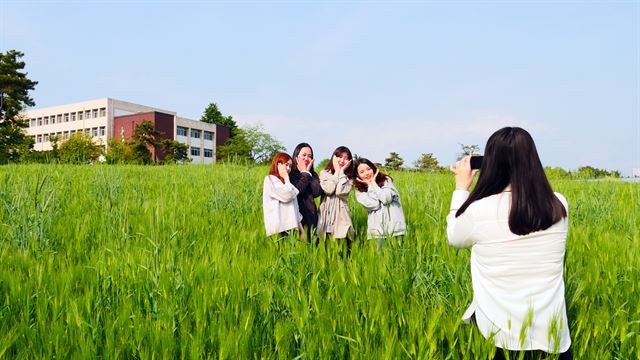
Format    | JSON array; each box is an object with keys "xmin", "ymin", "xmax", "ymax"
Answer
[
  {"xmin": 447, "ymin": 127, "xmax": 572, "ymax": 359},
  {"xmin": 354, "ymin": 158, "xmax": 406, "ymax": 248},
  {"xmin": 262, "ymin": 152, "xmax": 303, "ymax": 238}
]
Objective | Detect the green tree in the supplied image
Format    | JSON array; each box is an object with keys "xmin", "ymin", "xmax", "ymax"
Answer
[
  {"xmin": 459, "ymin": 143, "xmax": 480, "ymax": 157},
  {"xmin": 413, "ymin": 152, "xmax": 441, "ymax": 172},
  {"xmin": 217, "ymin": 123, "xmax": 285, "ymax": 164},
  {"xmin": 133, "ymin": 120, "xmax": 162, "ymax": 162},
  {"xmin": 158, "ymin": 139, "xmax": 190, "ymax": 164},
  {"xmin": 58, "ymin": 133, "xmax": 102, "ymax": 164},
  {"xmin": 384, "ymin": 152, "xmax": 404, "ymax": 170},
  {"xmin": 201, "ymin": 102, "xmax": 238, "ymax": 137},
  {"xmin": 0, "ymin": 50, "xmax": 38, "ymax": 163}
]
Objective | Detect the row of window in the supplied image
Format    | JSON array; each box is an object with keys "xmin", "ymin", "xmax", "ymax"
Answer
[
  {"xmin": 190, "ymin": 147, "xmax": 214, "ymax": 158},
  {"xmin": 29, "ymin": 108, "xmax": 107, "ymax": 127},
  {"xmin": 32, "ymin": 127, "xmax": 106, "ymax": 143},
  {"xmin": 177, "ymin": 126, "xmax": 214, "ymax": 140}
]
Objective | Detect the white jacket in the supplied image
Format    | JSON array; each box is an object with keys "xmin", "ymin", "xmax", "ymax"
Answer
[
  {"xmin": 355, "ymin": 178, "xmax": 406, "ymax": 239},
  {"xmin": 262, "ymin": 175, "xmax": 302, "ymax": 236},
  {"xmin": 446, "ymin": 189, "xmax": 571, "ymax": 353}
]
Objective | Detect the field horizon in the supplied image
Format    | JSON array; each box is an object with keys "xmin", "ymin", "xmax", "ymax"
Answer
[{"xmin": 0, "ymin": 164, "xmax": 638, "ymax": 359}]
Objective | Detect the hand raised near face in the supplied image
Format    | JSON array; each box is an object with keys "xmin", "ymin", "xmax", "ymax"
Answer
[
  {"xmin": 296, "ymin": 159, "xmax": 307, "ymax": 173},
  {"xmin": 340, "ymin": 159, "xmax": 352, "ymax": 171},
  {"xmin": 277, "ymin": 163, "xmax": 290, "ymax": 182},
  {"xmin": 305, "ymin": 159, "xmax": 314, "ymax": 172}
]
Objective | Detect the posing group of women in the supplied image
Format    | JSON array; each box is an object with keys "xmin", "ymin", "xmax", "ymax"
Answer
[
  {"xmin": 262, "ymin": 127, "xmax": 573, "ymax": 359},
  {"xmin": 262, "ymin": 143, "xmax": 406, "ymax": 246}
]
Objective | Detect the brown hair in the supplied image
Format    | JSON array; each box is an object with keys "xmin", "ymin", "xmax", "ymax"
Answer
[{"xmin": 324, "ymin": 146, "xmax": 354, "ymax": 179}]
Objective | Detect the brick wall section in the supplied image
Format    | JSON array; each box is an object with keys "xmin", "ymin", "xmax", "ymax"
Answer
[
  {"xmin": 113, "ymin": 111, "xmax": 174, "ymax": 160},
  {"xmin": 216, "ymin": 125, "xmax": 231, "ymax": 159}
]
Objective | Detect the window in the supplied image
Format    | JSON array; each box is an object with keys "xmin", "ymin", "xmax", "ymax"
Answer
[
  {"xmin": 64, "ymin": 113, "xmax": 69, "ymax": 122},
  {"xmin": 204, "ymin": 148, "xmax": 213, "ymax": 158},
  {"xmin": 64, "ymin": 131, "xmax": 70, "ymax": 140},
  {"xmin": 93, "ymin": 109, "xmax": 98, "ymax": 118},
  {"xmin": 190, "ymin": 147, "xmax": 201, "ymax": 156},
  {"xmin": 31, "ymin": 118, "xmax": 36, "ymax": 127},
  {"xmin": 99, "ymin": 108, "xmax": 106, "ymax": 117},
  {"xmin": 85, "ymin": 128, "xmax": 91, "ymax": 135},
  {"xmin": 44, "ymin": 117, "xmax": 49, "ymax": 125},
  {"xmin": 92, "ymin": 128, "xmax": 98, "ymax": 137},
  {"xmin": 44, "ymin": 134, "xmax": 49, "ymax": 142},
  {"xmin": 71, "ymin": 112, "xmax": 76, "ymax": 121},
  {"xmin": 78, "ymin": 112, "xmax": 83, "ymax": 120},
  {"xmin": 100, "ymin": 126, "xmax": 106, "ymax": 136},
  {"xmin": 85, "ymin": 110, "xmax": 91, "ymax": 119},
  {"xmin": 177, "ymin": 126, "xmax": 188, "ymax": 136},
  {"xmin": 70, "ymin": 130, "xmax": 76, "ymax": 135},
  {"xmin": 204, "ymin": 131, "xmax": 214, "ymax": 140},
  {"xmin": 57, "ymin": 114, "xmax": 62, "ymax": 122},
  {"xmin": 37, "ymin": 135, "xmax": 42, "ymax": 143},
  {"xmin": 38, "ymin": 118, "xmax": 42, "ymax": 126},
  {"xmin": 190, "ymin": 129, "xmax": 201, "ymax": 138},
  {"xmin": 51, "ymin": 116, "xmax": 56, "ymax": 124}
]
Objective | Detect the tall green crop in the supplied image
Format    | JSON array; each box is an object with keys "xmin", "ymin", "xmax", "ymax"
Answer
[{"xmin": 0, "ymin": 164, "xmax": 637, "ymax": 358}]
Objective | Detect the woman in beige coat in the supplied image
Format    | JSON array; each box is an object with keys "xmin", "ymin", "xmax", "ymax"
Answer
[{"xmin": 318, "ymin": 146, "xmax": 355, "ymax": 252}]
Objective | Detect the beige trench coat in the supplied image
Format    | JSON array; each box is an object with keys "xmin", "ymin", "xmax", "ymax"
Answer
[{"xmin": 317, "ymin": 169, "xmax": 354, "ymax": 239}]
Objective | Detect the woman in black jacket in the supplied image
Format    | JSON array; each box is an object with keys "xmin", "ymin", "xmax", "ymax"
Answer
[{"xmin": 289, "ymin": 142, "xmax": 322, "ymax": 241}]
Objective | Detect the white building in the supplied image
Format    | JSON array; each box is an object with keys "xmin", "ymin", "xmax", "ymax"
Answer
[{"xmin": 22, "ymin": 98, "xmax": 229, "ymax": 164}]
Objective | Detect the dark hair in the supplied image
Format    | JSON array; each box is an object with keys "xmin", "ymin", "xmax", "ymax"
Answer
[
  {"xmin": 268, "ymin": 152, "xmax": 292, "ymax": 183},
  {"xmin": 292, "ymin": 142, "xmax": 315, "ymax": 173},
  {"xmin": 456, "ymin": 127, "xmax": 566, "ymax": 235},
  {"xmin": 325, "ymin": 146, "xmax": 354, "ymax": 179},
  {"xmin": 354, "ymin": 158, "xmax": 390, "ymax": 192}
]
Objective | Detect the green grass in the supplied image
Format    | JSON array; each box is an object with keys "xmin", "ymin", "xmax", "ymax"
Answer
[{"xmin": 0, "ymin": 164, "xmax": 638, "ymax": 359}]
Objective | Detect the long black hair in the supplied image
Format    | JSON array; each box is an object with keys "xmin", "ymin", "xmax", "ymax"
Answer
[
  {"xmin": 292, "ymin": 142, "xmax": 315, "ymax": 173},
  {"xmin": 456, "ymin": 127, "xmax": 566, "ymax": 235}
]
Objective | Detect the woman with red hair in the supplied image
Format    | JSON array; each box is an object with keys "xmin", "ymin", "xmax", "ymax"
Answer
[{"xmin": 262, "ymin": 152, "xmax": 303, "ymax": 237}]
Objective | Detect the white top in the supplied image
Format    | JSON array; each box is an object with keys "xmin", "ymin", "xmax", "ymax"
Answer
[
  {"xmin": 446, "ymin": 189, "xmax": 571, "ymax": 353},
  {"xmin": 262, "ymin": 175, "xmax": 302, "ymax": 236}
]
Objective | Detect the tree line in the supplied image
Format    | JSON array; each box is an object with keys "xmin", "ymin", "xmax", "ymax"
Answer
[{"xmin": 0, "ymin": 49, "xmax": 624, "ymax": 177}]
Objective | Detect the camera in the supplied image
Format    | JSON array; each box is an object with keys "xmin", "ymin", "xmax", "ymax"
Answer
[{"xmin": 470, "ymin": 156, "xmax": 483, "ymax": 170}]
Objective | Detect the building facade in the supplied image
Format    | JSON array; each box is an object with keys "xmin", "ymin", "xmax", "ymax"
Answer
[{"xmin": 22, "ymin": 98, "xmax": 229, "ymax": 164}]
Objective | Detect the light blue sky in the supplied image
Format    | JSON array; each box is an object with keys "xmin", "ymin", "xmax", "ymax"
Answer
[{"xmin": 2, "ymin": 1, "xmax": 638, "ymax": 174}]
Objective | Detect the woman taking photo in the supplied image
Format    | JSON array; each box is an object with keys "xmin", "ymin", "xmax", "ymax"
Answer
[
  {"xmin": 354, "ymin": 158, "xmax": 406, "ymax": 247},
  {"xmin": 318, "ymin": 146, "xmax": 355, "ymax": 248},
  {"xmin": 447, "ymin": 127, "xmax": 572, "ymax": 359},
  {"xmin": 262, "ymin": 152, "xmax": 303, "ymax": 238},
  {"xmin": 289, "ymin": 143, "xmax": 322, "ymax": 241}
]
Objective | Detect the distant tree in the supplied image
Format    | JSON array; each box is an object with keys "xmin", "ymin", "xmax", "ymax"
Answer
[
  {"xmin": 0, "ymin": 50, "xmax": 38, "ymax": 163},
  {"xmin": 201, "ymin": 102, "xmax": 238, "ymax": 137},
  {"xmin": 317, "ymin": 158, "xmax": 330, "ymax": 170},
  {"xmin": 133, "ymin": 120, "xmax": 162, "ymax": 162},
  {"xmin": 217, "ymin": 123, "xmax": 285, "ymax": 164},
  {"xmin": 573, "ymin": 166, "xmax": 621, "ymax": 179},
  {"xmin": 58, "ymin": 133, "xmax": 102, "ymax": 164},
  {"xmin": 413, "ymin": 152, "xmax": 441, "ymax": 172},
  {"xmin": 459, "ymin": 143, "xmax": 481, "ymax": 158},
  {"xmin": 384, "ymin": 152, "xmax": 404, "ymax": 170},
  {"xmin": 158, "ymin": 139, "xmax": 190, "ymax": 164},
  {"xmin": 544, "ymin": 166, "xmax": 571, "ymax": 179}
]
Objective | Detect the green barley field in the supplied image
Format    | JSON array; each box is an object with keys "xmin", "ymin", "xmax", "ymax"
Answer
[{"xmin": 0, "ymin": 164, "xmax": 638, "ymax": 359}]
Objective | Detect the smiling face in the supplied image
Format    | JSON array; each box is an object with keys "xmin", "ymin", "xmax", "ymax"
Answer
[
  {"xmin": 297, "ymin": 147, "xmax": 313, "ymax": 166},
  {"xmin": 357, "ymin": 163, "xmax": 375, "ymax": 181},
  {"xmin": 335, "ymin": 152, "xmax": 350, "ymax": 168}
]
